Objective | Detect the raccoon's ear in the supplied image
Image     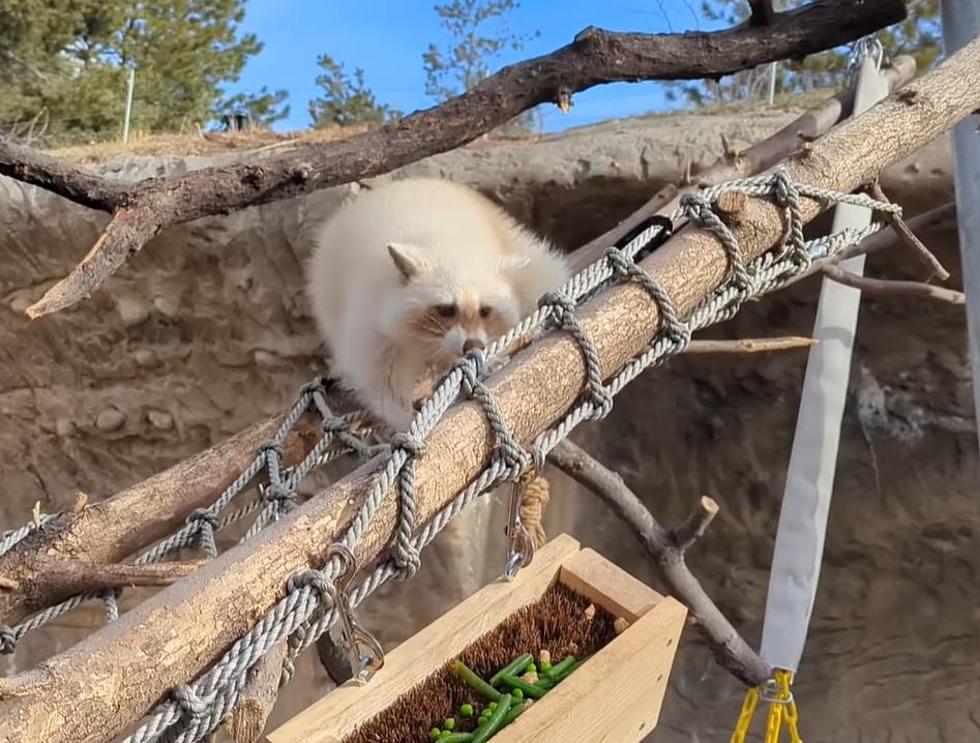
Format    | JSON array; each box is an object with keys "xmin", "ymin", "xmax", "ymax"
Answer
[
  {"xmin": 498, "ymin": 254, "xmax": 531, "ymax": 275},
  {"xmin": 387, "ymin": 242, "xmax": 429, "ymax": 282}
]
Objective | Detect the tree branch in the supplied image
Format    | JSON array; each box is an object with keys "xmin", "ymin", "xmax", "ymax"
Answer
[
  {"xmin": 547, "ymin": 440, "xmax": 768, "ymax": 685},
  {"xmin": 0, "ymin": 0, "xmax": 907, "ymax": 319},
  {"xmin": 225, "ymin": 639, "xmax": 287, "ymax": 743},
  {"xmin": 869, "ymin": 181, "xmax": 950, "ymax": 281},
  {"xmin": 685, "ymin": 336, "xmax": 816, "ymax": 354},
  {"xmin": 568, "ymin": 53, "xmax": 918, "ymax": 273},
  {"xmin": 822, "ymin": 265, "xmax": 966, "ymax": 305},
  {"xmin": 780, "ymin": 200, "xmax": 958, "ymax": 290},
  {"xmin": 42, "ymin": 559, "xmax": 206, "ymax": 596}
]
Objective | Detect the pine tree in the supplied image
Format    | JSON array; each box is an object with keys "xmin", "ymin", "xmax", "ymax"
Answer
[
  {"xmin": 423, "ymin": 0, "xmax": 541, "ymax": 134},
  {"xmin": 308, "ymin": 54, "xmax": 398, "ymax": 128},
  {"xmin": 665, "ymin": 0, "xmax": 941, "ymax": 106},
  {"xmin": 0, "ymin": 0, "xmax": 266, "ymax": 142}
]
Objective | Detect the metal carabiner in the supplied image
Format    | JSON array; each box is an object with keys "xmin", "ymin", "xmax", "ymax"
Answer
[{"xmin": 325, "ymin": 543, "xmax": 385, "ymax": 684}]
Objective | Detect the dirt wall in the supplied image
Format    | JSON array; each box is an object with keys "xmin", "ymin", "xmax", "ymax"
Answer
[{"xmin": 0, "ymin": 112, "xmax": 975, "ymax": 741}]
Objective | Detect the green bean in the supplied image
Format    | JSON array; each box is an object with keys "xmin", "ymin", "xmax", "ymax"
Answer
[
  {"xmin": 489, "ymin": 653, "xmax": 533, "ymax": 687},
  {"xmin": 437, "ymin": 734, "xmax": 473, "ymax": 742},
  {"xmin": 470, "ymin": 693, "xmax": 512, "ymax": 743},
  {"xmin": 542, "ymin": 655, "xmax": 575, "ymax": 680},
  {"xmin": 499, "ymin": 673, "xmax": 547, "ymax": 699},
  {"xmin": 453, "ymin": 661, "xmax": 503, "ymax": 702}
]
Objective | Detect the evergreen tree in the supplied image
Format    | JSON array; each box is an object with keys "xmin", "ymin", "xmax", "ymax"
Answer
[
  {"xmin": 423, "ymin": 0, "xmax": 541, "ymax": 133},
  {"xmin": 0, "ymin": 0, "xmax": 265, "ymax": 141},
  {"xmin": 666, "ymin": 0, "xmax": 941, "ymax": 106},
  {"xmin": 308, "ymin": 54, "xmax": 398, "ymax": 128}
]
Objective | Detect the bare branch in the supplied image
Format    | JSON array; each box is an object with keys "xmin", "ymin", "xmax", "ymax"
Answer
[
  {"xmin": 226, "ymin": 639, "xmax": 287, "ymax": 743},
  {"xmin": 843, "ymin": 200, "xmax": 957, "ymax": 264},
  {"xmin": 0, "ymin": 0, "xmax": 908, "ymax": 318},
  {"xmin": 670, "ymin": 496, "xmax": 721, "ymax": 551},
  {"xmin": 43, "ymin": 559, "xmax": 207, "ymax": 596},
  {"xmin": 822, "ymin": 265, "xmax": 966, "ymax": 305},
  {"xmin": 685, "ymin": 336, "xmax": 816, "ymax": 354},
  {"xmin": 780, "ymin": 200, "xmax": 958, "ymax": 290},
  {"xmin": 869, "ymin": 181, "xmax": 950, "ymax": 281},
  {"xmin": 548, "ymin": 440, "xmax": 769, "ymax": 685}
]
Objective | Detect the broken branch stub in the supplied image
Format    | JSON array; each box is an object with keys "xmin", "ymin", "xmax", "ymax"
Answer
[{"xmin": 1, "ymin": 33, "xmax": 977, "ymax": 743}]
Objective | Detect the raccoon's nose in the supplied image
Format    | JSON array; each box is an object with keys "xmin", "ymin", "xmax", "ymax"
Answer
[{"xmin": 463, "ymin": 338, "xmax": 485, "ymax": 354}]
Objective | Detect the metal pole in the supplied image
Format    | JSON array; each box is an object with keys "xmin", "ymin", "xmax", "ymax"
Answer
[
  {"xmin": 766, "ymin": 0, "xmax": 785, "ymax": 104},
  {"xmin": 123, "ymin": 67, "xmax": 135, "ymax": 143},
  {"xmin": 940, "ymin": 0, "xmax": 980, "ymax": 450}
]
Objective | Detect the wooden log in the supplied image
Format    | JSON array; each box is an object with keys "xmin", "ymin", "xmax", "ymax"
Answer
[
  {"xmin": 2, "ymin": 37, "xmax": 979, "ymax": 743},
  {"xmin": 226, "ymin": 639, "xmax": 287, "ymax": 743},
  {"xmin": 0, "ymin": 412, "xmax": 322, "ymax": 627}
]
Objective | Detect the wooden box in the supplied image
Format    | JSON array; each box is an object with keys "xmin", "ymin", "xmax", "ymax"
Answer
[{"xmin": 266, "ymin": 534, "xmax": 686, "ymax": 743}]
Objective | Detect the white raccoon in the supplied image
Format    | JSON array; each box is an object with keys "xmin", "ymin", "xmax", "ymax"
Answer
[
  {"xmin": 306, "ymin": 177, "xmax": 569, "ymax": 430},
  {"xmin": 306, "ymin": 177, "xmax": 569, "ymax": 606}
]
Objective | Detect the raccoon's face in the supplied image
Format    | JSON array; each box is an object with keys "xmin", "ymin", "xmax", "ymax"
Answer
[{"xmin": 387, "ymin": 242, "xmax": 524, "ymax": 366}]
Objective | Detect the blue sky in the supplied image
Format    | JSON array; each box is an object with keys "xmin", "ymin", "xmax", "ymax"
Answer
[{"xmin": 225, "ymin": 0, "xmax": 723, "ymax": 133}]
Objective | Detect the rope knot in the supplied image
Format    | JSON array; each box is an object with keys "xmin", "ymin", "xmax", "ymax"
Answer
[
  {"xmin": 322, "ymin": 417, "xmax": 351, "ymax": 435},
  {"xmin": 300, "ymin": 376, "xmax": 327, "ymax": 396},
  {"xmin": 172, "ymin": 684, "xmax": 209, "ymax": 720},
  {"xmin": 539, "ymin": 291, "xmax": 576, "ymax": 324},
  {"xmin": 287, "ymin": 569, "xmax": 336, "ymax": 606},
  {"xmin": 0, "ymin": 625, "xmax": 16, "ymax": 654},
  {"xmin": 262, "ymin": 482, "xmax": 294, "ymax": 506},
  {"xmin": 604, "ymin": 247, "xmax": 633, "ymax": 278},
  {"xmin": 456, "ymin": 352, "xmax": 486, "ymax": 395},
  {"xmin": 259, "ymin": 442, "xmax": 283, "ymax": 462},
  {"xmin": 679, "ymin": 193, "xmax": 714, "ymax": 224},
  {"xmin": 187, "ymin": 508, "xmax": 220, "ymax": 557},
  {"xmin": 186, "ymin": 508, "xmax": 219, "ymax": 530},
  {"xmin": 389, "ymin": 432, "xmax": 426, "ymax": 458},
  {"xmin": 770, "ymin": 170, "xmax": 795, "ymax": 207}
]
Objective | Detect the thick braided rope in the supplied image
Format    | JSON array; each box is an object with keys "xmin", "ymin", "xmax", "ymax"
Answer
[{"xmin": 12, "ymin": 171, "xmax": 897, "ymax": 741}]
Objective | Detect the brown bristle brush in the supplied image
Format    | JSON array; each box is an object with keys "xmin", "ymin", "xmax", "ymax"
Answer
[{"xmin": 342, "ymin": 582, "xmax": 618, "ymax": 743}]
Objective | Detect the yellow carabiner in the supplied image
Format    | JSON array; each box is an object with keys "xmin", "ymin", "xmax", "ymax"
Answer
[{"xmin": 730, "ymin": 669, "xmax": 804, "ymax": 743}]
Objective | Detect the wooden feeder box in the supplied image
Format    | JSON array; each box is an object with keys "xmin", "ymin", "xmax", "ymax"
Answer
[{"xmin": 267, "ymin": 534, "xmax": 686, "ymax": 743}]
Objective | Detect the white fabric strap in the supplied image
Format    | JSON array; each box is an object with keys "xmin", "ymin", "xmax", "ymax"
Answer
[{"xmin": 759, "ymin": 55, "xmax": 890, "ymax": 673}]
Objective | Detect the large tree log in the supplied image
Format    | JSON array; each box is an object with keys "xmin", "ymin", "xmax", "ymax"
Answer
[
  {"xmin": 0, "ymin": 413, "xmax": 320, "ymax": 626},
  {"xmin": 1, "ymin": 32, "xmax": 978, "ymax": 743},
  {"xmin": 0, "ymin": 56, "xmax": 918, "ymax": 629},
  {"xmin": 0, "ymin": 0, "xmax": 907, "ymax": 319}
]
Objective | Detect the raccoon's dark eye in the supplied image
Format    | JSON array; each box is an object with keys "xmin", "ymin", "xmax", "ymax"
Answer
[
  {"xmin": 434, "ymin": 303, "xmax": 457, "ymax": 319},
  {"xmin": 479, "ymin": 305, "xmax": 493, "ymax": 319}
]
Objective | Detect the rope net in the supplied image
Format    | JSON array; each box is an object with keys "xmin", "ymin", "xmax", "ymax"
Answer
[{"xmin": 0, "ymin": 171, "xmax": 900, "ymax": 742}]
